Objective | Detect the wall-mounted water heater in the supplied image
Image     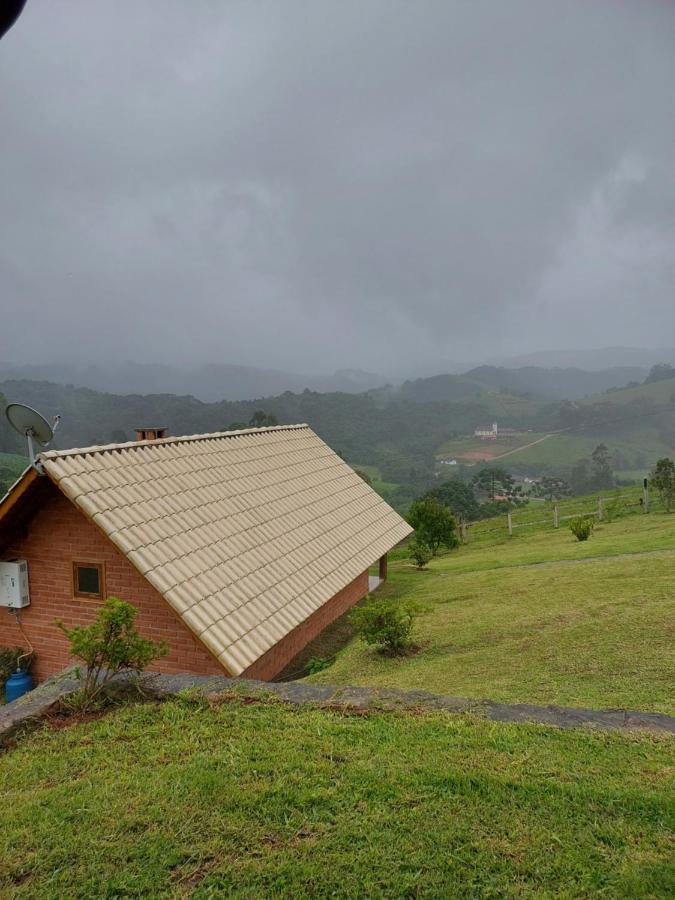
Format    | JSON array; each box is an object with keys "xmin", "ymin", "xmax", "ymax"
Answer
[{"xmin": 0, "ymin": 559, "xmax": 30, "ymax": 608}]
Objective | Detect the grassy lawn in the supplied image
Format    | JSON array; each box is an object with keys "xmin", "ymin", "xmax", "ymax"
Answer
[
  {"xmin": 1, "ymin": 697, "xmax": 673, "ymax": 897},
  {"xmin": 306, "ymin": 513, "xmax": 675, "ymax": 714}
]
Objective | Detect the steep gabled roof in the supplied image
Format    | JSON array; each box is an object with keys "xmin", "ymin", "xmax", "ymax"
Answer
[{"xmin": 33, "ymin": 425, "xmax": 411, "ymax": 675}]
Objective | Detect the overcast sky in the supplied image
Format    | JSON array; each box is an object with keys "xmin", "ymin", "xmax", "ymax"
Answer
[{"xmin": 1, "ymin": 1, "xmax": 674, "ymax": 377}]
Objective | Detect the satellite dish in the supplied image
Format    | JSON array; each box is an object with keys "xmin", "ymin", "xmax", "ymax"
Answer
[{"xmin": 5, "ymin": 403, "xmax": 59, "ymax": 467}]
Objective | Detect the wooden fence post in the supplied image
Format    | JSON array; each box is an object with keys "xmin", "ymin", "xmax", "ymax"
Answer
[
  {"xmin": 598, "ymin": 498, "xmax": 603, "ymax": 521},
  {"xmin": 553, "ymin": 505, "xmax": 559, "ymax": 528},
  {"xmin": 643, "ymin": 478, "xmax": 650, "ymax": 513},
  {"xmin": 507, "ymin": 511, "xmax": 513, "ymax": 536},
  {"xmin": 460, "ymin": 520, "xmax": 467, "ymax": 542}
]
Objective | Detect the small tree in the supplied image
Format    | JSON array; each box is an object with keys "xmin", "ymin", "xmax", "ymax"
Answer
[
  {"xmin": 472, "ymin": 467, "xmax": 515, "ymax": 501},
  {"xmin": 533, "ymin": 476, "xmax": 571, "ymax": 501},
  {"xmin": 350, "ymin": 599, "xmax": 420, "ymax": 655},
  {"xmin": 425, "ymin": 479, "xmax": 480, "ymax": 521},
  {"xmin": 408, "ymin": 498, "xmax": 458, "ymax": 555},
  {"xmin": 409, "ymin": 538, "xmax": 432, "ymax": 569},
  {"xmin": 570, "ymin": 516, "xmax": 594, "ymax": 542},
  {"xmin": 591, "ymin": 444, "xmax": 614, "ymax": 491},
  {"xmin": 56, "ymin": 597, "xmax": 168, "ymax": 708},
  {"xmin": 650, "ymin": 457, "xmax": 675, "ymax": 512}
]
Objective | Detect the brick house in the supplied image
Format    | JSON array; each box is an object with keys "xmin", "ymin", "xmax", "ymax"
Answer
[{"xmin": 0, "ymin": 425, "xmax": 412, "ymax": 682}]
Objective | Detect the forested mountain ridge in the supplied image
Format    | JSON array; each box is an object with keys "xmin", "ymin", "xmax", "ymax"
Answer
[
  {"xmin": 0, "ymin": 378, "xmax": 556, "ymax": 483},
  {"xmin": 2, "ymin": 365, "xmax": 674, "ymax": 501}
]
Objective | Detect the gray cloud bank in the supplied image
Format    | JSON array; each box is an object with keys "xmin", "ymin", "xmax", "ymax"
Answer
[{"xmin": 1, "ymin": 0, "xmax": 674, "ymax": 377}]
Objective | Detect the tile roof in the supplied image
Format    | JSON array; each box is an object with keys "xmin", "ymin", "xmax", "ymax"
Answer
[{"xmin": 38, "ymin": 425, "xmax": 412, "ymax": 675}]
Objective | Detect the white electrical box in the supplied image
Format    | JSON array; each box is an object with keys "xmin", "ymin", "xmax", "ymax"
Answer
[{"xmin": 0, "ymin": 560, "xmax": 30, "ymax": 608}]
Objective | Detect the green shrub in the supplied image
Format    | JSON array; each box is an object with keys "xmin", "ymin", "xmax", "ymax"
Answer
[
  {"xmin": 570, "ymin": 516, "xmax": 594, "ymax": 541},
  {"xmin": 350, "ymin": 599, "xmax": 421, "ymax": 656},
  {"xmin": 0, "ymin": 647, "xmax": 34, "ymax": 689},
  {"xmin": 56, "ymin": 597, "xmax": 168, "ymax": 709},
  {"xmin": 409, "ymin": 538, "xmax": 432, "ymax": 569}
]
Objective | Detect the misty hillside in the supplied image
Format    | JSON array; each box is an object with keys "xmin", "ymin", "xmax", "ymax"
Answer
[
  {"xmin": 0, "ymin": 362, "xmax": 389, "ymax": 403},
  {"xmin": 492, "ymin": 348, "xmax": 675, "ymax": 371},
  {"xmin": 3, "ymin": 366, "xmax": 674, "ymax": 509},
  {"xmin": 0, "ymin": 357, "xmax": 657, "ymax": 404},
  {"xmin": 388, "ymin": 363, "xmax": 648, "ymax": 404},
  {"xmin": 463, "ymin": 365, "xmax": 647, "ymax": 400}
]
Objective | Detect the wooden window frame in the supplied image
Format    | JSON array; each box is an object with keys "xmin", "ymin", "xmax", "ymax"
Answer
[{"xmin": 72, "ymin": 561, "xmax": 106, "ymax": 600}]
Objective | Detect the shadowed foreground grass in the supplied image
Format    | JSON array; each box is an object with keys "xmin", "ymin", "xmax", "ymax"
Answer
[
  {"xmin": 305, "ymin": 514, "xmax": 675, "ymax": 713},
  {"xmin": 0, "ymin": 697, "xmax": 673, "ymax": 898}
]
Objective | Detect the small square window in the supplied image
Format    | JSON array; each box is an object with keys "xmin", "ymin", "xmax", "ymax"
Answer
[{"xmin": 73, "ymin": 562, "xmax": 105, "ymax": 599}]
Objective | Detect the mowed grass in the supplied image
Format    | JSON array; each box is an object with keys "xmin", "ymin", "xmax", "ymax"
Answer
[
  {"xmin": 306, "ymin": 513, "xmax": 675, "ymax": 714},
  {"xmin": 1, "ymin": 698, "xmax": 673, "ymax": 898}
]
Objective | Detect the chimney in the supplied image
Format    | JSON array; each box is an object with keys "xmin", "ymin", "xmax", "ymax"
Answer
[{"xmin": 135, "ymin": 426, "xmax": 167, "ymax": 442}]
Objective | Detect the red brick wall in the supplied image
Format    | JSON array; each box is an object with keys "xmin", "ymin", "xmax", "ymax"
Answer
[
  {"xmin": 242, "ymin": 569, "xmax": 369, "ymax": 681},
  {"xmin": 1, "ymin": 484, "xmax": 224, "ymax": 683},
  {"xmin": 1, "ymin": 482, "xmax": 372, "ymax": 685}
]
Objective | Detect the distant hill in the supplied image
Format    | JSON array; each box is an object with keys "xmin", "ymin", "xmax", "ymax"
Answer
[
  {"xmin": 0, "ymin": 362, "xmax": 389, "ymax": 402},
  {"xmin": 398, "ymin": 373, "xmax": 485, "ymax": 403},
  {"xmin": 492, "ymin": 347, "xmax": 675, "ymax": 371},
  {"xmin": 3, "ymin": 367, "xmax": 675, "ymax": 509},
  {"xmin": 397, "ymin": 365, "xmax": 647, "ymax": 402},
  {"xmin": 464, "ymin": 365, "xmax": 647, "ymax": 400}
]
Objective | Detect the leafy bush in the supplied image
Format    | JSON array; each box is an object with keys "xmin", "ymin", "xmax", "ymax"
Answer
[
  {"xmin": 305, "ymin": 656, "xmax": 334, "ymax": 676},
  {"xmin": 0, "ymin": 647, "xmax": 34, "ymax": 689},
  {"xmin": 409, "ymin": 538, "xmax": 432, "ymax": 569},
  {"xmin": 350, "ymin": 599, "xmax": 421, "ymax": 655},
  {"xmin": 570, "ymin": 516, "xmax": 594, "ymax": 542},
  {"xmin": 56, "ymin": 597, "xmax": 168, "ymax": 709},
  {"xmin": 408, "ymin": 498, "xmax": 458, "ymax": 555}
]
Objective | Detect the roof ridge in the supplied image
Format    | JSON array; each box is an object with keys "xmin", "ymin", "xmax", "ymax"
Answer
[{"xmin": 39, "ymin": 424, "xmax": 310, "ymax": 461}]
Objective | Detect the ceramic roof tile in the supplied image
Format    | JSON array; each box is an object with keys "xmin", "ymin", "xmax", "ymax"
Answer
[{"xmin": 39, "ymin": 424, "xmax": 412, "ymax": 675}]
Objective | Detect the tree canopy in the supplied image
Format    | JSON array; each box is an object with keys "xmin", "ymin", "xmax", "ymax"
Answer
[
  {"xmin": 650, "ymin": 458, "xmax": 675, "ymax": 512},
  {"xmin": 425, "ymin": 479, "xmax": 480, "ymax": 521},
  {"xmin": 408, "ymin": 498, "xmax": 458, "ymax": 555},
  {"xmin": 471, "ymin": 467, "xmax": 515, "ymax": 501}
]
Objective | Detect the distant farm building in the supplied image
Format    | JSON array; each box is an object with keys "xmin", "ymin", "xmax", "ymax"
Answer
[{"xmin": 474, "ymin": 423, "xmax": 518, "ymax": 440}]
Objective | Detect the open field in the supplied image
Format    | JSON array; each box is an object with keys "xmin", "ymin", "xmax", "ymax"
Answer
[
  {"xmin": 507, "ymin": 429, "xmax": 668, "ymax": 473},
  {"xmin": 436, "ymin": 432, "xmax": 550, "ymax": 463},
  {"xmin": 436, "ymin": 429, "xmax": 667, "ymax": 474},
  {"xmin": 1, "ymin": 697, "xmax": 673, "ymax": 897},
  {"xmin": 306, "ymin": 510, "xmax": 675, "ymax": 713}
]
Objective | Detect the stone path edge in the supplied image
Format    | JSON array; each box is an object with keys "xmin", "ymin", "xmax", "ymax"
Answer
[{"xmin": 2, "ymin": 669, "xmax": 673, "ymax": 747}]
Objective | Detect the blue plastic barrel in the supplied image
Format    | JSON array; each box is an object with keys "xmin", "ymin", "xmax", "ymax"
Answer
[{"xmin": 5, "ymin": 670, "xmax": 33, "ymax": 703}]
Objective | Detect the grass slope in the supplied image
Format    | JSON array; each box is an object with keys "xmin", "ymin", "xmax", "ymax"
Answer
[
  {"xmin": 1, "ymin": 698, "xmax": 673, "ymax": 897},
  {"xmin": 0, "ymin": 451, "xmax": 27, "ymax": 477},
  {"xmin": 0, "ymin": 451, "xmax": 28, "ymax": 495},
  {"xmin": 306, "ymin": 512, "xmax": 675, "ymax": 714}
]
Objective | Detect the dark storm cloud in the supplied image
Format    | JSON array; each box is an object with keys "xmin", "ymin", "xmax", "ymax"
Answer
[{"xmin": 1, "ymin": 0, "xmax": 674, "ymax": 376}]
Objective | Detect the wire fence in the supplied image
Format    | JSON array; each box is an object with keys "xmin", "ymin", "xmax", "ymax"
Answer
[{"xmin": 461, "ymin": 486, "xmax": 660, "ymax": 542}]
